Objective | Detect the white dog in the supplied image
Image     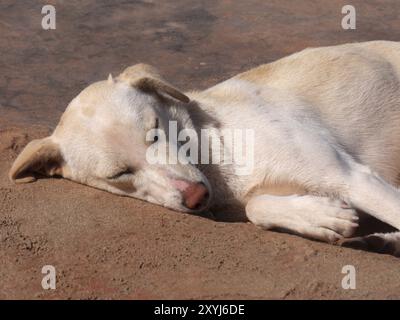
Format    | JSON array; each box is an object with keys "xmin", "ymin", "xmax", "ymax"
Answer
[{"xmin": 10, "ymin": 41, "xmax": 400, "ymax": 254}]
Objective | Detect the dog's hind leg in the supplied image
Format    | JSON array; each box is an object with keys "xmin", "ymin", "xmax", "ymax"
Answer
[
  {"xmin": 340, "ymin": 232, "xmax": 400, "ymax": 257},
  {"xmin": 333, "ymin": 163, "xmax": 400, "ymax": 232},
  {"xmin": 246, "ymin": 194, "xmax": 359, "ymax": 243}
]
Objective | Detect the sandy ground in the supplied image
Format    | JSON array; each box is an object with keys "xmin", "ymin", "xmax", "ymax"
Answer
[{"xmin": 1, "ymin": 0, "xmax": 400, "ymax": 299}]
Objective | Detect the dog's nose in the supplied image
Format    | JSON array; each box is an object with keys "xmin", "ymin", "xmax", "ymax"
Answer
[{"xmin": 182, "ymin": 182, "xmax": 209, "ymax": 210}]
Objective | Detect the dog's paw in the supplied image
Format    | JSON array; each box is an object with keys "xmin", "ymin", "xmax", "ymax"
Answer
[
  {"xmin": 246, "ymin": 195, "xmax": 359, "ymax": 244},
  {"xmin": 296, "ymin": 196, "xmax": 359, "ymax": 243}
]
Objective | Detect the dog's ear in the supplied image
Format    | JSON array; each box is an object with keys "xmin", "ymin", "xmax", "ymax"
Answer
[
  {"xmin": 117, "ymin": 64, "xmax": 190, "ymax": 103},
  {"xmin": 9, "ymin": 137, "xmax": 64, "ymax": 183}
]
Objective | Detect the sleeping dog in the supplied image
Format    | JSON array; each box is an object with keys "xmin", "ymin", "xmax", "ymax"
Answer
[{"xmin": 10, "ymin": 41, "xmax": 400, "ymax": 254}]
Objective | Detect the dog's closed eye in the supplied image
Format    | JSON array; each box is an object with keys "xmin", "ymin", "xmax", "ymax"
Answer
[
  {"xmin": 107, "ymin": 168, "xmax": 133, "ymax": 180},
  {"xmin": 146, "ymin": 118, "xmax": 160, "ymax": 145},
  {"xmin": 153, "ymin": 118, "xmax": 159, "ymax": 142}
]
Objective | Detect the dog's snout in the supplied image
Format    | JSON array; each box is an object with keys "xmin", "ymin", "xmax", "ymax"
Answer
[{"xmin": 182, "ymin": 182, "xmax": 209, "ymax": 210}]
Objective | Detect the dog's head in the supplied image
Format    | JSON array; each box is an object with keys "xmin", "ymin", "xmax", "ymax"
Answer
[{"xmin": 9, "ymin": 64, "xmax": 212, "ymax": 213}]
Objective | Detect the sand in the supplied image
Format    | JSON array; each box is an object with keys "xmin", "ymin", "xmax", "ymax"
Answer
[{"xmin": 1, "ymin": 0, "xmax": 400, "ymax": 299}]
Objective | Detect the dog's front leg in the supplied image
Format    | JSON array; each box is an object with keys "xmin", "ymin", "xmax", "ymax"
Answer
[
  {"xmin": 246, "ymin": 194, "xmax": 359, "ymax": 243},
  {"xmin": 246, "ymin": 195, "xmax": 358, "ymax": 243}
]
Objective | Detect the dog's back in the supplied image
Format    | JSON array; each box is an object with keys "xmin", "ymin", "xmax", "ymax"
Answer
[{"xmin": 232, "ymin": 41, "xmax": 400, "ymax": 183}]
